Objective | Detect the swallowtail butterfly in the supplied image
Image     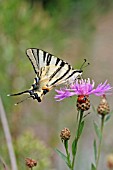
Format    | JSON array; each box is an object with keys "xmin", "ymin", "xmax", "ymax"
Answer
[{"xmin": 8, "ymin": 48, "xmax": 83, "ymax": 103}]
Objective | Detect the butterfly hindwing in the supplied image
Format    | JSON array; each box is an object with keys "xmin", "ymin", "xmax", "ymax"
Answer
[{"xmin": 26, "ymin": 48, "xmax": 80, "ymax": 84}]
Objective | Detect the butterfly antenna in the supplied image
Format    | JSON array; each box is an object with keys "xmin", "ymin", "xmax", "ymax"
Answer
[
  {"xmin": 80, "ymin": 59, "xmax": 90, "ymax": 70},
  {"xmin": 14, "ymin": 96, "xmax": 31, "ymax": 105},
  {"xmin": 80, "ymin": 59, "xmax": 87, "ymax": 70},
  {"xmin": 7, "ymin": 90, "xmax": 29, "ymax": 97}
]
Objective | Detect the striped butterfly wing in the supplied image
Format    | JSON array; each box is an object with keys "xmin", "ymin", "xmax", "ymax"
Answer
[
  {"xmin": 26, "ymin": 48, "xmax": 65, "ymax": 75},
  {"xmin": 39, "ymin": 65, "xmax": 81, "ymax": 88},
  {"xmin": 8, "ymin": 48, "xmax": 83, "ymax": 103},
  {"xmin": 26, "ymin": 48, "xmax": 82, "ymax": 87}
]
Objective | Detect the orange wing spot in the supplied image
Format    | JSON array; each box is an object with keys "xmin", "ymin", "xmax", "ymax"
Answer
[{"xmin": 42, "ymin": 87, "xmax": 50, "ymax": 91}]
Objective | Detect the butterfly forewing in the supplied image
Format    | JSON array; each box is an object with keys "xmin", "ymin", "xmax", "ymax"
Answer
[
  {"xmin": 38, "ymin": 64, "xmax": 81, "ymax": 87},
  {"xmin": 47, "ymin": 64, "xmax": 71, "ymax": 86},
  {"xmin": 26, "ymin": 48, "xmax": 66, "ymax": 73},
  {"xmin": 26, "ymin": 48, "xmax": 83, "ymax": 86},
  {"xmin": 26, "ymin": 49, "xmax": 39, "ymax": 74}
]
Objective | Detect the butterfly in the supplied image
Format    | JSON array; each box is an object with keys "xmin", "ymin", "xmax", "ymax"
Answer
[{"xmin": 8, "ymin": 48, "xmax": 83, "ymax": 104}]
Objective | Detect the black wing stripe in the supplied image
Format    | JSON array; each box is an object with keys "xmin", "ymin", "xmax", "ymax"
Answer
[
  {"xmin": 43, "ymin": 51, "xmax": 46, "ymax": 62},
  {"xmin": 49, "ymin": 61, "xmax": 65, "ymax": 81},
  {"xmin": 26, "ymin": 49, "xmax": 38, "ymax": 74},
  {"xmin": 50, "ymin": 65, "xmax": 71, "ymax": 86},
  {"xmin": 49, "ymin": 66, "xmax": 63, "ymax": 81},
  {"xmin": 31, "ymin": 49, "xmax": 39, "ymax": 70},
  {"xmin": 60, "ymin": 60, "xmax": 65, "ymax": 67},
  {"xmin": 46, "ymin": 53, "xmax": 52, "ymax": 66},
  {"xmin": 39, "ymin": 67, "xmax": 43, "ymax": 77},
  {"xmin": 65, "ymin": 70, "xmax": 82, "ymax": 80},
  {"xmin": 55, "ymin": 58, "xmax": 60, "ymax": 66},
  {"xmin": 36, "ymin": 49, "xmax": 39, "ymax": 65},
  {"xmin": 31, "ymin": 49, "xmax": 38, "ymax": 63}
]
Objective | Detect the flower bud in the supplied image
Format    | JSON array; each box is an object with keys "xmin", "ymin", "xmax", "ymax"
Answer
[
  {"xmin": 60, "ymin": 128, "xmax": 71, "ymax": 141},
  {"xmin": 25, "ymin": 158, "xmax": 37, "ymax": 168},
  {"xmin": 76, "ymin": 95, "xmax": 90, "ymax": 111},
  {"xmin": 97, "ymin": 95, "xmax": 110, "ymax": 116}
]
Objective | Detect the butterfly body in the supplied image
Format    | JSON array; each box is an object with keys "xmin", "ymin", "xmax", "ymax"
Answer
[
  {"xmin": 8, "ymin": 48, "xmax": 83, "ymax": 103},
  {"xmin": 29, "ymin": 76, "xmax": 51, "ymax": 102}
]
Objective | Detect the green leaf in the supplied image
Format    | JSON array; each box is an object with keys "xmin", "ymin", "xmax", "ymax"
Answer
[
  {"xmin": 72, "ymin": 138, "xmax": 77, "ymax": 156},
  {"xmin": 78, "ymin": 121, "xmax": 84, "ymax": 137},
  {"xmin": 72, "ymin": 121, "xmax": 84, "ymax": 156},
  {"xmin": 94, "ymin": 122, "xmax": 101, "ymax": 140},
  {"xmin": 93, "ymin": 139, "xmax": 97, "ymax": 163},
  {"xmin": 91, "ymin": 163, "xmax": 96, "ymax": 170},
  {"xmin": 105, "ymin": 114, "xmax": 111, "ymax": 122},
  {"xmin": 105, "ymin": 110, "xmax": 113, "ymax": 122},
  {"xmin": 55, "ymin": 148, "xmax": 68, "ymax": 164}
]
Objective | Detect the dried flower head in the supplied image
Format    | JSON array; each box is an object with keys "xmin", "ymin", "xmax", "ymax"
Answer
[
  {"xmin": 60, "ymin": 128, "xmax": 71, "ymax": 141},
  {"xmin": 97, "ymin": 95, "xmax": 110, "ymax": 116},
  {"xmin": 25, "ymin": 158, "xmax": 37, "ymax": 168},
  {"xmin": 107, "ymin": 154, "xmax": 113, "ymax": 169},
  {"xmin": 55, "ymin": 79, "xmax": 112, "ymax": 101}
]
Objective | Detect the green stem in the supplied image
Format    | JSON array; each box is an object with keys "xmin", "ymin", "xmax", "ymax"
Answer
[
  {"xmin": 72, "ymin": 110, "xmax": 84, "ymax": 170},
  {"xmin": 96, "ymin": 115, "xmax": 105, "ymax": 170},
  {"xmin": 64, "ymin": 141, "xmax": 72, "ymax": 169}
]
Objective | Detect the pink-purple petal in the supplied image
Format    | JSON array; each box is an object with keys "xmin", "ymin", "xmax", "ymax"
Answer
[
  {"xmin": 55, "ymin": 79, "xmax": 112, "ymax": 101},
  {"xmin": 55, "ymin": 88, "xmax": 76, "ymax": 101},
  {"xmin": 88, "ymin": 81, "xmax": 112, "ymax": 96}
]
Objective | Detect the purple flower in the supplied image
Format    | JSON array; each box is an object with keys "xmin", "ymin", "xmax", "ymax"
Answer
[
  {"xmin": 55, "ymin": 78, "xmax": 112, "ymax": 101},
  {"xmin": 55, "ymin": 88, "xmax": 75, "ymax": 101}
]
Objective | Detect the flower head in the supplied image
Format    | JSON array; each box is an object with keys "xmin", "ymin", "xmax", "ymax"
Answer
[
  {"xmin": 25, "ymin": 158, "xmax": 37, "ymax": 169},
  {"xmin": 97, "ymin": 95, "xmax": 110, "ymax": 116},
  {"xmin": 60, "ymin": 128, "xmax": 71, "ymax": 141},
  {"xmin": 55, "ymin": 78, "xmax": 112, "ymax": 101}
]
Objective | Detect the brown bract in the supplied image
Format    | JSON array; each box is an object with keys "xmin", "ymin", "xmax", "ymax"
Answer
[
  {"xmin": 97, "ymin": 95, "xmax": 110, "ymax": 116},
  {"xmin": 25, "ymin": 158, "xmax": 37, "ymax": 168},
  {"xmin": 60, "ymin": 128, "xmax": 71, "ymax": 141}
]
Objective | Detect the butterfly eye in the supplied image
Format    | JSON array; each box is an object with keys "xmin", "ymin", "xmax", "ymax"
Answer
[{"xmin": 43, "ymin": 89, "xmax": 49, "ymax": 95}]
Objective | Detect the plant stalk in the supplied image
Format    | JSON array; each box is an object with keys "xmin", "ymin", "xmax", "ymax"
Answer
[
  {"xmin": 64, "ymin": 141, "xmax": 72, "ymax": 169},
  {"xmin": 96, "ymin": 115, "xmax": 105, "ymax": 169},
  {"xmin": 0, "ymin": 97, "xmax": 18, "ymax": 170},
  {"xmin": 72, "ymin": 110, "xmax": 84, "ymax": 170}
]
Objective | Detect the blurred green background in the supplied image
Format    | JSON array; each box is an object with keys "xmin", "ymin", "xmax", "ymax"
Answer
[{"xmin": 0, "ymin": 0, "xmax": 113, "ymax": 169}]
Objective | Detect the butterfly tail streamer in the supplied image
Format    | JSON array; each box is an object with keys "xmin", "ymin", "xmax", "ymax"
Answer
[
  {"xmin": 7, "ymin": 90, "xmax": 29, "ymax": 97},
  {"xmin": 14, "ymin": 96, "xmax": 31, "ymax": 105}
]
